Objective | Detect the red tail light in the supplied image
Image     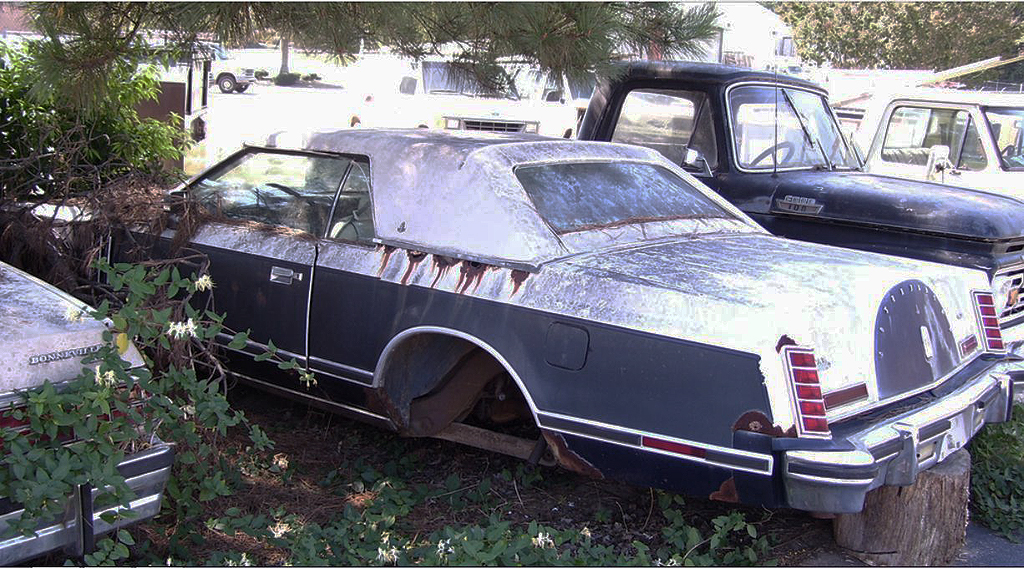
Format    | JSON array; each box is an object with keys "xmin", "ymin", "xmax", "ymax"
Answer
[
  {"xmin": 782, "ymin": 346, "xmax": 831, "ymax": 438},
  {"xmin": 973, "ymin": 291, "xmax": 1006, "ymax": 352}
]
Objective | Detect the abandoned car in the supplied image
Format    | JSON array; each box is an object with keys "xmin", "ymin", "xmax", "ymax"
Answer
[
  {"xmin": 149, "ymin": 129, "xmax": 1012, "ymax": 513},
  {"xmin": 0, "ymin": 261, "xmax": 174, "ymax": 565},
  {"xmin": 577, "ymin": 62, "xmax": 1024, "ymax": 371}
]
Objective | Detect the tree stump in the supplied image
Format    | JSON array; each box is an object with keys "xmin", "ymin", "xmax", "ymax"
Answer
[{"xmin": 833, "ymin": 449, "xmax": 970, "ymax": 566}]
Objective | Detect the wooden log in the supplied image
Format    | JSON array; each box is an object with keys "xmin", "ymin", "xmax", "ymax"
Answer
[{"xmin": 833, "ymin": 449, "xmax": 970, "ymax": 566}]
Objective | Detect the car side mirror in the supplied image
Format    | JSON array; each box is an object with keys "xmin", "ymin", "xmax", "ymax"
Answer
[
  {"xmin": 683, "ymin": 147, "xmax": 713, "ymax": 177},
  {"xmin": 925, "ymin": 145, "xmax": 953, "ymax": 181}
]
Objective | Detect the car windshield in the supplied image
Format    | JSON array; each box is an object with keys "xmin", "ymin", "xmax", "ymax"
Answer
[
  {"xmin": 729, "ymin": 85, "xmax": 859, "ymax": 171},
  {"xmin": 422, "ymin": 61, "xmax": 519, "ymax": 100},
  {"xmin": 984, "ymin": 107, "xmax": 1024, "ymax": 170},
  {"xmin": 514, "ymin": 161, "xmax": 734, "ymax": 234}
]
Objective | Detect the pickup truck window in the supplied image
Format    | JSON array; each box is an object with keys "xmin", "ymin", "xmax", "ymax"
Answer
[
  {"xmin": 728, "ymin": 85, "xmax": 859, "ymax": 171},
  {"xmin": 514, "ymin": 161, "xmax": 732, "ymax": 234},
  {"xmin": 882, "ymin": 106, "xmax": 976, "ymax": 167},
  {"xmin": 610, "ymin": 88, "xmax": 717, "ymax": 169},
  {"xmin": 984, "ymin": 107, "xmax": 1024, "ymax": 169},
  {"xmin": 192, "ymin": 151, "xmax": 350, "ymax": 237}
]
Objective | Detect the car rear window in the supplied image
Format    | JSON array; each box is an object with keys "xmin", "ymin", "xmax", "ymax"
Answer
[{"xmin": 514, "ymin": 161, "xmax": 733, "ymax": 234}]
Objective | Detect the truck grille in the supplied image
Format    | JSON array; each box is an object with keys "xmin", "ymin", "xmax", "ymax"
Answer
[{"xmin": 462, "ymin": 120, "xmax": 525, "ymax": 132}]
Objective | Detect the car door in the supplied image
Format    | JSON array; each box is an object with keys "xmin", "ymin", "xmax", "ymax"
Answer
[
  {"xmin": 307, "ymin": 159, "xmax": 387, "ymax": 387},
  {"xmin": 187, "ymin": 149, "xmax": 351, "ymax": 382}
]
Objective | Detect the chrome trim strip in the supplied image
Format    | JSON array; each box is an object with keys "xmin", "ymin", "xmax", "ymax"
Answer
[
  {"xmin": 537, "ymin": 410, "xmax": 773, "ymax": 475},
  {"xmin": 786, "ymin": 470, "xmax": 875, "ymax": 487},
  {"xmin": 214, "ymin": 332, "xmax": 305, "ymax": 364},
  {"xmin": 234, "ymin": 372, "xmax": 390, "ymax": 424},
  {"xmin": 308, "ymin": 356, "xmax": 374, "ymax": 380},
  {"xmin": 827, "ymin": 351, "xmax": 989, "ymax": 423}
]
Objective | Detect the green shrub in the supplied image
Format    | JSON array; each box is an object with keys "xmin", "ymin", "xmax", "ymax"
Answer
[
  {"xmin": 254, "ymin": 69, "xmax": 270, "ymax": 80},
  {"xmin": 0, "ymin": 42, "xmax": 186, "ymax": 200},
  {"xmin": 301, "ymin": 73, "xmax": 321, "ymax": 82},
  {"xmin": 0, "ymin": 260, "xmax": 308, "ymax": 561},
  {"xmin": 972, "ymin": 403, "xmax": 1024, "ymax": 540},
  {"xmin": 273, "ymin": 72, "xmax": 302, "ymax": 86}
]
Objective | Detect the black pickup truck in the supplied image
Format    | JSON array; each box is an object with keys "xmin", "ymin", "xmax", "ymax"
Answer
[{"xmin": 578, "ymin": 61, "xmax": 1024, "ymax": 354}]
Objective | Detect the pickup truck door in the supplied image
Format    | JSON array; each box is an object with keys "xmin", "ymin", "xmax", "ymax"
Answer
[{"xmin": 867, "ymin": 104, "xmax": 993, "ymax": 187}]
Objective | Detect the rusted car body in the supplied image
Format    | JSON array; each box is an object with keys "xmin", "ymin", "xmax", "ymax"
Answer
[
  {"xmin": 0, "ymin": 262, "xmax": 173, "ymax": 565},
  {"xmin": 152, "ymin": 129, "xmax": 1012, "ymax": 513}
]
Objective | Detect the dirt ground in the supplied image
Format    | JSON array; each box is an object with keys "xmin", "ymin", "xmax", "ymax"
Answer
[{"xmin": 117, "ymin": 383, "xmax": 843, "ymax": 566}]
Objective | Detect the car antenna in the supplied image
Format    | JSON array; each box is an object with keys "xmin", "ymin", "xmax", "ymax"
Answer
[{"xmin": 772, "ymin": 31, "xmax": 779, "ymax": 178}]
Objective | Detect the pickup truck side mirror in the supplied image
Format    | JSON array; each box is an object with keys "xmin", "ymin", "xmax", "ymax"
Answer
[
  {"xmin": 683, "ymin": 147, "xmax": 713, "ymax": 177},
  {"xmin": 925, "ymin": 145, "xmax": 953, "ymax": 182}
]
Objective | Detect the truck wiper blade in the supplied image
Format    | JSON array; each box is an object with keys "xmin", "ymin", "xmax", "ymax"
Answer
[{"xmin": 780, "ymin": 88, "xmax": 833, "ymax": 170}]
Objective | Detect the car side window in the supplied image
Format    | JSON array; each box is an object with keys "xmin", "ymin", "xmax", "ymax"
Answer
[
  {"xmin": 399, "ymin": 76, "xmax": 417, "ymax": 95},
  {"xmin": 191, "ymin": 151, "xmax": 350, "ymax": 237},
  {"xmin": 327, "ymin": 160, "xmax": 375, "ymax": 243},
  {"xmin": 881, "ymin": 106, "xmax": 970, "ymax": 166},
  {"xmin": 611, "ymin": 88, "xmax": 714, "ymax": 168},
  {"xmin": 958, "ymin": 117, "xmax": 988, "ymax": 171}
]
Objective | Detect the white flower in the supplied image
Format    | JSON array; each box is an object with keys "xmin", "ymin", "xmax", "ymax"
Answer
[
  {"xmin": 270, "ymin": 521, "xmax": 289, "ymax": 538},
  {"xmin": 224, "ymin": 553, "xmax": 253, "ymax": 566},
  {"xmin": 167, "ymin": 318, "xmax": 198, "ymax": 340},
  {"xmin": 94, "ymin": 367, "xmax": 118, "ymax": 388},
  {"xmin": 63, "ymin": 305, "xmax": 85, "ymax": 323},
  {"xmin": 436, "ymin": 538, "xmax": 454, "ymax": 558},
  {"xmin": 580, "ymin": 527, "xmax": 591, "ymax": 540},
  {"xmin": 532, "ymin": 531, "xmax": 554, "ymax": 549},
  {"xmin": 193, "ymin": 274, "xmax": 215, "ymax": 292},
  {"xmin": 376, "ymin": 546, "xmax": 399, "ymax": 564}
]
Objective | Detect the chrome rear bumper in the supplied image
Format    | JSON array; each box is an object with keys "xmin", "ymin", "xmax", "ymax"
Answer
[
  {"xmin": 0, "ymin": 442, "xmax": 174, "ymax": 565},
  {"xmin": 781, "ymin": 371, "xmax": 1013, "ymax": 513}
]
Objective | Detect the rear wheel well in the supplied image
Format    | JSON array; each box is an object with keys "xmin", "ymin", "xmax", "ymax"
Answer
[{"xmin": 375, "ymin": 332, "xmax": 537, "ymax": 438}]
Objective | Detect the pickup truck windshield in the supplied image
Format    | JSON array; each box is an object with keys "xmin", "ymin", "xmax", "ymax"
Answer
[
  {"xmin": 515, "ymin": 161, "xmax": 734, "ymax": 234},
  {"xmin": 984, "ymin": 107, "xmax": 1024, "ymax": 170},
  {"xmin": 422, "ymin": 61, "xmax": 519, "ymax": 100},
  {"xmin": 729, "ymin": 85, "xmax": 859, "ymax": 171}
]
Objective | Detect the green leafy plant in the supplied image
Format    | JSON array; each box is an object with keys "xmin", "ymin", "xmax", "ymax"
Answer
[
  {"xmin": 273, "ymin": 72, "xmax": 302, "ymax": 86},
  {"xmin": 0, "ymin": 259, "xmax": 314, "ymax": 563},
  {"xmin": 301, "ymin": 73, "xmax": 321, "ymax": 82},
  {"xmin": 254, "ymin": 69, "xmax": 270, "ymax": 80},
  {"xmin": 0, "ymin": 42, "xmax": 187, "ymax": 200},
  {"xmin": 971, "ymin": 403, "xmax": 1024, "ymax": 541}
]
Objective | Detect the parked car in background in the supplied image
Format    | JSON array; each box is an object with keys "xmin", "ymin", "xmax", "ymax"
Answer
[
  {"xmin": 510, "ymin": 66, "xmax": 596, "ymax": 137},
  {"xmin": 206, "ymin": 44, "xmax": 257, "ymax": 94},
  {"xmin": 345, "ymin": 56, "xmax": 574, "ymax": 136},
  {"xmin": 855, "ymin": 88, "xmax": 1024, "ymax": 198},
  {"xmin": 0, "ymin": 261, "xmax": 174, "ymax": 565},
  {"xmin": 131, "ymin": 128, "xmax": 1013, "ymax": 514},
  {"xmin": 577, "ymin": 61, "xmax": 1024, "ymax": 372}
]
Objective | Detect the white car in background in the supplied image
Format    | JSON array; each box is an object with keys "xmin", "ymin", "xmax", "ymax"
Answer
[
  {"xmin": 856, "ymin": 88, "xmax": 1024, "ymax": 199},
  {"xmin": 345, "ymin": 58, "xmax": 574, "ymax": 137},
  {"xmin": 511, "ymin": 66, "xmax": 596, "ymax": 138}
]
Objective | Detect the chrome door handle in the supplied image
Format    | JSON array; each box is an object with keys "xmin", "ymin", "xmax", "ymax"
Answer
[{"xmin": 269, "ymin": 266, "xmax": 303, "ymax": 284}]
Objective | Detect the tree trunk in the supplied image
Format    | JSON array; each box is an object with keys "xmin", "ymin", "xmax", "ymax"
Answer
[
  {"xmin": 279, "ymin": 35, "xmax": 290, "ymax": 75},
  {"xmin": 833, "ymin": 449, "xmax": 971, "ymax": 566}
]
